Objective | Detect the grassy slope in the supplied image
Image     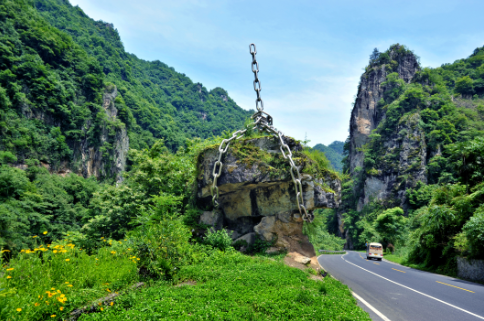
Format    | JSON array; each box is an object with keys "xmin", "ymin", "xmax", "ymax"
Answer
[{"xmin": 79, "ymin": 251, "xmax": 370, "ymax": 321}]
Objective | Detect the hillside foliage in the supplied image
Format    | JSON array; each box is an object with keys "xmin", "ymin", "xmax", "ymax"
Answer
[
  {"xmin": 312, "ymin": 141, "xmax": 344, "ymax": 172},
  {"xmin": 0, "ymin": 0, "xmax": 251, "ymax": 179}
]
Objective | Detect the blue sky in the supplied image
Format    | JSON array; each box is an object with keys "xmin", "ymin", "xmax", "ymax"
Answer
[{"xmin": 69, "ymin": 0, "xmax": 484, "ymax": 146}]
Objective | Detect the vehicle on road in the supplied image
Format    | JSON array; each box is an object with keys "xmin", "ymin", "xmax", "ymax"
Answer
[{"xmin": 366, "ymin": 242, "xmax": 383, "ymax": 260}]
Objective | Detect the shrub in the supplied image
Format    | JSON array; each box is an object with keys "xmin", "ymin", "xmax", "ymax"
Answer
[
  {"xmin": 204, "ymin": 229, "xmax": 233, "ymax": 251},
  {"xmin": 130, "ymin": 216, "xmax": 192, "ymax": 280}
]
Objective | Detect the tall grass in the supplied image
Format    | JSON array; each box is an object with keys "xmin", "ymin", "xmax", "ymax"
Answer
[{"xmin": 0, "ymin": 235, "xmax": 138, "ymax": 320}]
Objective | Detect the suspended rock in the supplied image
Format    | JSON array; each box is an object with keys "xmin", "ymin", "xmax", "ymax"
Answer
[{"xmin": 196, "ymin": 136, "xmax": 341, "ymax": 255}]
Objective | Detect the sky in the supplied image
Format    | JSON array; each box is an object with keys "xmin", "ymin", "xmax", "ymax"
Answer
[{"xmin": 69, "ymin": 0, "xmax": 484, "ymax": 146}]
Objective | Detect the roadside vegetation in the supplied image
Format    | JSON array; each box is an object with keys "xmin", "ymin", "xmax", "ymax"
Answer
[{"xmin": 1, "ymin": 134, "xmax": 362, "ymax": 320}]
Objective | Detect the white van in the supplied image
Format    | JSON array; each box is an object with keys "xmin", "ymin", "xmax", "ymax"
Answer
[{"xmin": 366, "ymin": 242, "xmax": 383, "ymax": 261}]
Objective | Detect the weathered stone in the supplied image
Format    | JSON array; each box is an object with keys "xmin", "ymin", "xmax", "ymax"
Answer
[
  {"xmin": 234, "ymin": 232, "xmax": 257, "ymax": 246},
  {"xmin": 295, "ymin": 256, "xmax": 311, "ymax": 265},
  {"xmin": 196, "ymin": 136, "xmax": 340, "ymax": 254},
  {"xmin": 199, "ymin": 210, "xmax": 223, "ymax": 229}
]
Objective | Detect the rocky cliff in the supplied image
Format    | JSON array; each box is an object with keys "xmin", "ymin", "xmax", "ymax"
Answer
[
  {"xmin": 21, "ymin": 85, "xmax": 129, "ymax": 182},
  {"xmin": 196, "ymin": 136, "xmax": 340, "ymax": 257},
  {"xmin": 76, "ymin": 85, "xmax": 129, "ymax": 183},
  {"xmin": 348, "ymin": 45, "xmax": 421, "ymax": 211}
]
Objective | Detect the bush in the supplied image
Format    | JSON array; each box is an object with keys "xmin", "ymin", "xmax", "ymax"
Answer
[
  {"xmin": 463, "ymin": 206, "xmax": 484, "ymax": 258},
  {"xmin": 130, "ymin": 216, "xmax": 192, "ymax": 280},
  {"xmin": 204, "ymin": 228, "xmax": 233, "ymax": 251},
  {"xmin": 247, "ymin": 235, "xmax": 273, "ymax": 254}
]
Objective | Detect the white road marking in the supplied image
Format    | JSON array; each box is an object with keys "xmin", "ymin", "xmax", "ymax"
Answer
[
  {"xmin": 342, "ymin": 255, "xmax": 484, "ymax": 320},
  {"xmin": 352, "ymin": 291, "xmax": 391, "ymax": 321}
]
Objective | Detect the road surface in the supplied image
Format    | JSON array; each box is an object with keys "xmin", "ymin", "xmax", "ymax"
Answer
[{"xmin": 318, "ymin": 251, "xmax": 484, "ymax": 321}]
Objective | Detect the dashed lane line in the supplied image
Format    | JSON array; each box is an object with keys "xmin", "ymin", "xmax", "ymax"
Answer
[
  {"xmin": 341, "ymin": 255, "xmax": 484, "ymax": 320},
  {"xmin": 436, "ymin": 281, "xmax": 475, "ymax": 293},
  {"xmin": 392, "ymin": 268, "xmax": 406, "ymax": 273}
]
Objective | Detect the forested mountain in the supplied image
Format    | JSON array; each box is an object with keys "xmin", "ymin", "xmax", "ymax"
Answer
[
  {"xmin": 0, "ymin": 0, "xmax": 251, "ymax": 181},
  {"xmin": 335, "ymin": 44, "xmax": 484, "ymax": 274},
  {"xmin": 313, "ymin": 141, "xmax": 344, "ymax": 172},
  {"xmin": 0, "ymin": 0, "xmax": 250, "ymax": 253}
]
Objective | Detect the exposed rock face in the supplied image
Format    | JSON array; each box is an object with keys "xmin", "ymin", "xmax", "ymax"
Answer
[
  {"xmin": 348, "ymin": 47, "xmax": 421, "ymax": 211},
  {"xmin": 359, "ymin": 113, "xmax": 427, "ymax": 211},
  {"xmin": 196, "ymin": 136, "xmax": 340, "ymax": 255},
  {"xmin": 73, "ymin": 85, "xmax": 129, "ymax": 182},
  {"xmin": 21, "ymin": 85, "xmax": 129, "ymax": 181},
  {"xmin": 349, "ymin": 49, "xmax": 420, "ymax": 174}
]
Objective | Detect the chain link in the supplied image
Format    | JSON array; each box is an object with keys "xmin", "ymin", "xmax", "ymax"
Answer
[{"xmin": 210, "ymin": 44, "xmax": 313, "ymax": 223}]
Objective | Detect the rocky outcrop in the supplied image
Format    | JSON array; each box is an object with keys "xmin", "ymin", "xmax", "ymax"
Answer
[
  {"xmin": 20, "ymin": 85, "xmax": 129, "ymax": 181},
  {"xmin": 360, "ymin": 113, "xmax": 427, "ymax": 211},
  {"xmin": 348, "ymin": 46, "xmax": 421, "ymax": 211},
  {"xmin": 74, "ymin": 85, "xmax": 129, "ymax": 182},
  {"xmin": 349, "ymin": 47, "xmax": 420, "ymax": 174},
  {"xmin": 196, "ymin": 136, "xmax": 340, "ymax": 255}
]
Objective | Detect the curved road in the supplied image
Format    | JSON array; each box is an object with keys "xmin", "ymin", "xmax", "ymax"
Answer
[{"xmin": 318, "ymin": 251, "xmax": 484, "ymax": 321}]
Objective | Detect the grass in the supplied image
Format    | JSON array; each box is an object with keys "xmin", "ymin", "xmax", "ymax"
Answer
[
  {"xmin": 383, "ymin": 253, "xmax": 407, "ymax": 265},
  {"xmin": 1, "ymin": 234, "xmax": 370, "ymax": 320},
  {"xmin": 0, "ymin": 235, "xmax": 139, "ymax": 320},
  {"xmin": 319, "ymin": 251, "xmax": 346, "ymax": 255},
  {"xmin": 79, "ymin": 249, "xmax": 371, "ymax": 321}
]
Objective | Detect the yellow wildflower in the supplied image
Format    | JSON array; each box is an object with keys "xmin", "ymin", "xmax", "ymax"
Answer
[
  {"xmin": 7, "ymin": 276, "xmax": 11, "ymax": 279},
  {"xmin": 43, "ymin": 231, "xmax": 48, "ymax": 235},
  {"xmin": 16, "ymin": 308, "xmax": 21, "ymax": 312},
  {"xmin": 106, "ymin": 288, "xmax": 111, "ymax": 292},
  {"xmin": 65, "ymin": 259, "xmax": 70, "ymax": 262},
  {"xmin": 51, "ymin": 315, "xmax": 56, "ymax": 318},
  {"xmin": 45, "ymin": 301, "xmax": 49, "ymax": 305},
  {"xmin": 111, "ymin": 251, "xmax": 116, "ymax": 254},
  {"xmin": 67, "ymin": 284, "xmax": 73, "ymax": 287},
  {"xmin": 65, "ymin": 282, "xmax": 69, "ymax": 284},
  {"xmin": 35, "ymin": 303, "xmax": 40, "ymax": 307},
  {"xmin": 110, "ymin": 302, "xmax": 114, "ymax": 306},
  {"xmin": 60, "ymin": 307, "xmax": 64, "ymax": 311},
  {"xmin": 53, "ymin": 250, "xmax": 58, "ymax": 254},
  {"xmin": 100, "ymin": 307, "xmax": 104, "ymax": 311},
  {"xmin": 51, "ymin": 288, "xmax": 56, "ymax": 290},
  {"xmin": 33, "ymin": 235, "xmax": 38, "ymax": 238},
  {"xmin": 6, "ymin": 268, "xmax": 14, "ymax": 271}
]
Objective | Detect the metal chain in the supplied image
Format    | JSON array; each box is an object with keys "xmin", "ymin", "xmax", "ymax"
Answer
[{"xmin": 210, "ymin": 44, "xmax": 314, "ymax": 223}]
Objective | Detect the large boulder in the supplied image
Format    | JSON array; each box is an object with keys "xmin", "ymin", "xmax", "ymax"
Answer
[{"xmin": 196, "ymin": 136, "xmax": 340, "ymax": 255}]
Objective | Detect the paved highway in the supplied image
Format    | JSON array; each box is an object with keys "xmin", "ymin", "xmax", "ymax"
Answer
[{"xmin": 318, "ymin": 251, "xmax": 484, "ymax": 321}]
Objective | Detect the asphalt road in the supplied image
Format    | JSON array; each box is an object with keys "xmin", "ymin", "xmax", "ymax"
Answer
[{"xmin": 318, "ymin": 251, "xmax": 484, "ymax": 321}]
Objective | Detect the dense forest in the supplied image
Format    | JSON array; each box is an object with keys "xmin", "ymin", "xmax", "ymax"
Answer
[
  {"xmin": 0, "ymin": 0, "xmax": 255, "ymax": 252},
  {"xmin": 312, "ymin": 141, "xmax": 344, "ymax": 172},
  {"xmin": 0, "ymin": 0, "xmax": 251, "ymax": 179},
  {"xmin": 335, "ymin": 44, "xmax": 484, "ymax": 275}
]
